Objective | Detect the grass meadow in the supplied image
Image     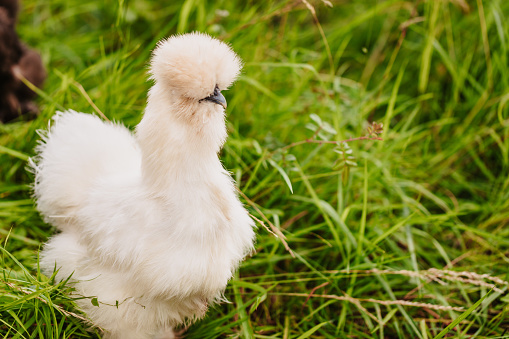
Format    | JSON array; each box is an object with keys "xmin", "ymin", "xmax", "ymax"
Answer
[{"xmin": 1, "ymin": 0, "xmax": 509, "ymax": 337}]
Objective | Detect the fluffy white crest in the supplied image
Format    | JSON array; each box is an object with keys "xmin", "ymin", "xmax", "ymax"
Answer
[{"xmin": 150, "ymin": 32, "xmax": 242, "ymax": 100}]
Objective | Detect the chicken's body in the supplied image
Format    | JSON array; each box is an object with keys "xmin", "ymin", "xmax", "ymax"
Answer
[{"xmin": 31, "ymin": 33, "xmax": 255, "ymax": 339}]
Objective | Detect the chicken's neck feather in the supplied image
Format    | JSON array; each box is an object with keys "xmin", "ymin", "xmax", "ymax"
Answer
[{"xmin": 136, "ymin": 83, "xmax": 228, "ymax": 192}]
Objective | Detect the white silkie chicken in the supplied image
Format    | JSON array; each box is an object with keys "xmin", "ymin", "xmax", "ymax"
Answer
[{"xmin": 30, "ymin": 33, "xmax": 255, "ymax": 339}]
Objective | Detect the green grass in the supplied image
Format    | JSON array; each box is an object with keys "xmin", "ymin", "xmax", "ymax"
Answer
[{"xmin": 2, "ymin": 0, "xmax": 509, "ymax": 337}]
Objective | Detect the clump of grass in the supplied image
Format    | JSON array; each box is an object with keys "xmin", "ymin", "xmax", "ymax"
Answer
[{"xmin": 2, "ymin": 0, "xmax": 509, "ymax": 338}]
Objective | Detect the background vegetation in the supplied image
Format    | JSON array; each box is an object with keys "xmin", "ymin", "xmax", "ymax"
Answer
[{"xmin": 1, "ymin": 0, "xmax": 509, "ymax": 337}]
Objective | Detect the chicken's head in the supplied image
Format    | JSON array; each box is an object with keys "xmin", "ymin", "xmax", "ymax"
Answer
[{"xmin": 150, "ymin": 32, "xmax": 242, "ymax": 120}]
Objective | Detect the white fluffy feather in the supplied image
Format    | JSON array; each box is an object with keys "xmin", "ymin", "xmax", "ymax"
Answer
[{"xmin": 30, "ymin": 32, "xmax": 255, "ymax": 339}]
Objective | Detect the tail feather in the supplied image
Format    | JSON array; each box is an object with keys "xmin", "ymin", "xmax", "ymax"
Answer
[{"xmin": 29, "ymin": 110, "xmax": 141, "ymax": 229}]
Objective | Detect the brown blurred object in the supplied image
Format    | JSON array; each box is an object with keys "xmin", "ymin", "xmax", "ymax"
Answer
[{"xmin": 0, "ymin": 0, "xmax": 46, "ymax": 123}]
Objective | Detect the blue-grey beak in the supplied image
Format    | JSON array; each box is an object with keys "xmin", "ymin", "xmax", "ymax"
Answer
[{"xmin": 201, "ymin": 85, "xmax": 227, "ymax": 109}]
